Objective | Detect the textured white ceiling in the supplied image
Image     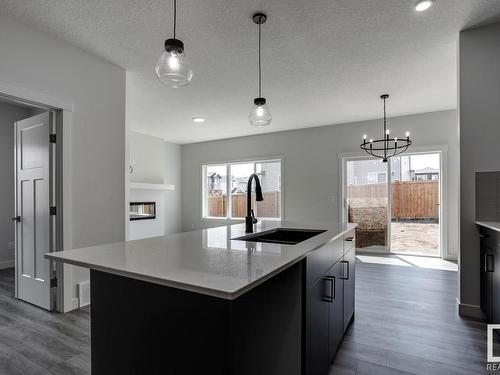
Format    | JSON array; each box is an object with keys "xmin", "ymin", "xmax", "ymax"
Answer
[{"xmin": 1, "ymin": 0, "xmax": 500, "ymax": 144}]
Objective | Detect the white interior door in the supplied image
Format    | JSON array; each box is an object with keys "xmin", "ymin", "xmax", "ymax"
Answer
[{"xmin": 15, "ymin": 112, "xmax": 54, "ymax": 310}]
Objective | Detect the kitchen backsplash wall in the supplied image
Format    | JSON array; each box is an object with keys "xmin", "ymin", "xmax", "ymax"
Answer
[{"xmin": 476, "ymin": 171, "xmax": 500, "ymax": 221}]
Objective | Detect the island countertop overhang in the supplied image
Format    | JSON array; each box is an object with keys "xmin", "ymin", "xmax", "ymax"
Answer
[{"xmin": 46, "ymin": 220, "xmax": 357, "ymax": 300}]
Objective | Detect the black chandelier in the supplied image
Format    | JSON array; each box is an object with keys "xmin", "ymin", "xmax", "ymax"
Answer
[{"xmin": 360, "ymin": 94, "xmax": 412, "ymax": 162}]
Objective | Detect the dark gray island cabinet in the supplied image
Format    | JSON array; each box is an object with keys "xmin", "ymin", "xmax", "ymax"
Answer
[
  {"xmin": 46, "ymin": 221, "xmax": 356, "ymax": 375},
  {"xmin": 305, "ymin": 229, "xmax": 355, "ymax": 375}
]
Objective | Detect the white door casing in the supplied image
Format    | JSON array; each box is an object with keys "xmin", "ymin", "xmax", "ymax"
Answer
[{"xmin": 15, "ymin": 112, "xmax": 54, "ymax": 310}]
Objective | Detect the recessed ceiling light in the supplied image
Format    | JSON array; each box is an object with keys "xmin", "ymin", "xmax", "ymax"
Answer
[
  {"xmin": 192, "ymin": 117, "xmax": 205, "ymax": 123},
  {"xmin": 415, "ymin": 0, "xmax": 433, "ymax": 12}
]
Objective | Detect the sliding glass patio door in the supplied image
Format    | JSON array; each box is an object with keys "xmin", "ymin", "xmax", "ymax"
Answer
[
  {"xmin": 389, "ymin": 153, "xmax": 441, "ymax": 257},
  {"xmin": 344, "ymin": 158, "xmax": 389, "ymax": 252},
  {"xmin": 343, "ymin": 152, "xmax": 442, "ymax": 257}
]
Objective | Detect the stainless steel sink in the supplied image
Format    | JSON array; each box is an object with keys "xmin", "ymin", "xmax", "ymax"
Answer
[{"xmin": 233, "ymin": 228, "xmax": 327, "ymax": 245}]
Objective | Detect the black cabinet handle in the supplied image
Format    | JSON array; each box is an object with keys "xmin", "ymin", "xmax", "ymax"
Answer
[
  {"xmin": 345, "ymin": 237, "xmax": 354, "ymax": 242},
  {"xmin": 11, "ymin": 216, "xmax": 20, "ymax": 222},
  {"xmin": 486, "ymin": 254, "xmax": 495, "ymax": 273},
  {"xmin": 341, "ymin": 261, "xmax": 349, "ymax": 280},
  {"xmin": 480, "ymin": 233, "xmax": 489, "ymax": 239},
  {"xmin": 322, "ymin": 276, "xmax": 335, "ymax": 303}
]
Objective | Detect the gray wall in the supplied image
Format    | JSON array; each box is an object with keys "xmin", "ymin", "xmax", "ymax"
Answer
[
  {"xmin": 182, "ymin": 110, "xmax": 459, "ymax": 258},
  {"xmin": 130, "ymin": 131, "xmax": 167, "ymax": 184},
  {"xmin": 459, "ymin": 22, "xmax": 500, "ymax": 312},
  {"xmin": 0, "ymin": 102, "xmax": 32, "ymax": 267},
  {"xmin": 128, "ymin": 131, "xmax": 182, "ymax": 238},
  {"xmin": 476, "ymin": 172, "xmax": 500, "ymax": 222},
  {"xmin": 0, "ymin": 15, "xmax": 126, "ymax": 250},
  {"xmin": 164, "ymin": 140, "xmax": 182, "ymax": 234},
  {"xmin": 0, "ymin": 15, "xmax": 126, "ymax": 310}
]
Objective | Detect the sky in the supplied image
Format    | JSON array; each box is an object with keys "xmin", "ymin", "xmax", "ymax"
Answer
[{"xmin": 410, "ymin": 153, "xmax": 440, "ymax": 170}]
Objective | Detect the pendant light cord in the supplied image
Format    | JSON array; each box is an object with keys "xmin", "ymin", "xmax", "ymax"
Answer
[
  {"xmin": 173, "ymin": 0, "xmax": 177, "ymax": 39},
  {"xmin": 258, "ymin": 22, "xmax": 262, "ymax": 98},
  {"xmin": 383, "ymin": 97, "xmax": 387, "ymax": 159},
  {"xmin": 383, "ymin": 97, "xmax": 387, "ymax": 134}
]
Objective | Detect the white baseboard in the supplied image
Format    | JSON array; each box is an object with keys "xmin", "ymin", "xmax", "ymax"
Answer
[
  {"xmin": 457, "ymin": 298, "xmax": 485, "ymax": 321},
  {"xmin": 0, "ymin": 260, "xmax": 14, "ymax": 269},
  {"xmin": 70, "ymin": 297, "xmax": 79, "ymax": 311}
]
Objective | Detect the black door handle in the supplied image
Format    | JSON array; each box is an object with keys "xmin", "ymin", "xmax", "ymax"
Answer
[
  {"xmin": 11, "ymin": 216, "xmax": 20, "ymax": 222},
  {"xmin": 486, "ymin": 254, "xmax": 495, "ymax": 272},
  {"xmin": 341, "ymin": 261, "xmax": 350, "ymax": 280},
  {"xmin": 345, "ymin": 237, "xmax": 354, "ymax": 242},
  {"xmin": 322, "ymin": 276, "xmax": 335, "ymax": 303}
]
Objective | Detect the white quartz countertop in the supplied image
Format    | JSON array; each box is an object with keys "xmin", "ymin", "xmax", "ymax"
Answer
[
  {"xmin": 46, "ymin": 221, "xmax": 356, "ymax": 300},
  {"xmin": 475, "ymin": 221, "xmax": 500, "ymax": 232}
]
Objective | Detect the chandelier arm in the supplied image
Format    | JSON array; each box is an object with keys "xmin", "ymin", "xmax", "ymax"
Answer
[{"xmin": 360, "ymin": 139, "xmax": 411, "ymax": 151}]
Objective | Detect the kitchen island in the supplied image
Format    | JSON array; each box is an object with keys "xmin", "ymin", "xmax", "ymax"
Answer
[{"xmin": 46, "ymin": 220, "xmax": 356, "ymax": 375}]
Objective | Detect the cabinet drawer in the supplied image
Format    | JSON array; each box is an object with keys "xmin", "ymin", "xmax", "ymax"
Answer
[
  {"xmin": 343, "ymin": 230, "xmax": 355, "ymax": 254},
  {"xmin": 306, "ymin": 237, "xmax": 343, "ymax": 286}
]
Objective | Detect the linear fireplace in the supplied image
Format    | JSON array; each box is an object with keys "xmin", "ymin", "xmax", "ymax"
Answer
[{"xmin": 129, "ymin": 202, "xmax": 156, "ymax": 221}]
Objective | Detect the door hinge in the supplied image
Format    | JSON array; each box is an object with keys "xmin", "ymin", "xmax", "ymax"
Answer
[
  {"xmin": 49, "ymin": 133, "xmax": 56, "ymax": 143},
  {"xmin": 50, "ymin": 277, "xmax": 57, "ymax": 288},
  {"xmin": 50, "ymin": 206, "xmax": 56, "ymax": 216}
]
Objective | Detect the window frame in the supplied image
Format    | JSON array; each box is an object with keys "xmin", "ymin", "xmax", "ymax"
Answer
[{"xmin": 201, "ymin": 156, "xmax": 284, "ymax": 222}]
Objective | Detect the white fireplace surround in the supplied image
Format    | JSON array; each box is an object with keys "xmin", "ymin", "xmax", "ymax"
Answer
[{"xmin": 129, "ymin": 189, "xmax": 166, "ymax": 241}]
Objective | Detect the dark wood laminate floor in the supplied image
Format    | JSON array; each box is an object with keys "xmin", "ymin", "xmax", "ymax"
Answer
[
  {"xmin": 0, "ymin": 268, "xmax": 90, "ymax": 375},
  {"xmin": 0, "ymin": 256, "xmax": 489, "ymax": 375},
  {"xmin": 330, "ymin": 255, "xmax": 489, "ymax": 375}
]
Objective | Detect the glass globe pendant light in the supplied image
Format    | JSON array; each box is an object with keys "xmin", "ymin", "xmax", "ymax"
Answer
[
  {"xmin": 249, "ymin": 13, "xmax": 272, "ymax": 126},
  {"xmin": 155, "ymin": 0, "xmax": 193, "ymax": 88}
]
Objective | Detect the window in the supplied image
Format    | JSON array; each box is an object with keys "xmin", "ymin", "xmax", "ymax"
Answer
[
  {"xmin": 367, "ymin": 172, "xmax": 387, "ymax": 184},
  {"xmin": 205, "ymin": 165, "xmax": 227, "ymax": 218},
  {"xmin": 203, "ymin": 159, "xmax": 282, "ymax": 219}
]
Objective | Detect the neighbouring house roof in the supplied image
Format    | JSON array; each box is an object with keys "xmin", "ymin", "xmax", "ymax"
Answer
[
  {"xmin": 231, "ymin": 177, "xmax": 248, "ymax": 193},
  {"xmin": 208, "ymin": 172, "xmax": 222, "ymax": 179}
]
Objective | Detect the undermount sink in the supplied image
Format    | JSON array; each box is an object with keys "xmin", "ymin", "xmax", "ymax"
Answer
[{"xmin": 233, "ymin": 228, "xmax": 327, "ymax": 245}]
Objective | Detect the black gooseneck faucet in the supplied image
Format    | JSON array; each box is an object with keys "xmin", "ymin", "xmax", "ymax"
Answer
[{"xmin": 245, "ymin": 173, "xmax": 264, "ymax": 233}]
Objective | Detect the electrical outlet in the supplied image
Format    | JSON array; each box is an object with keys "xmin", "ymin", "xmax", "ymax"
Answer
[
  {"xmin": 327, "ymin": 196, "xmax": 335, "ymax": 203},
  {"xmin": 7, "ymin": 242, "xmax": 14, "ymax": 251}
]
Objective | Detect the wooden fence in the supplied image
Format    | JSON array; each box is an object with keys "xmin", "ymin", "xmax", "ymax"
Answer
[
  {"xmin": 347, "ymin": 180, "xmax": 438, "ymax": 219},
  {"xmin": 207, "ymin": 191, "xmax": 281, "ymax": 218}
]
